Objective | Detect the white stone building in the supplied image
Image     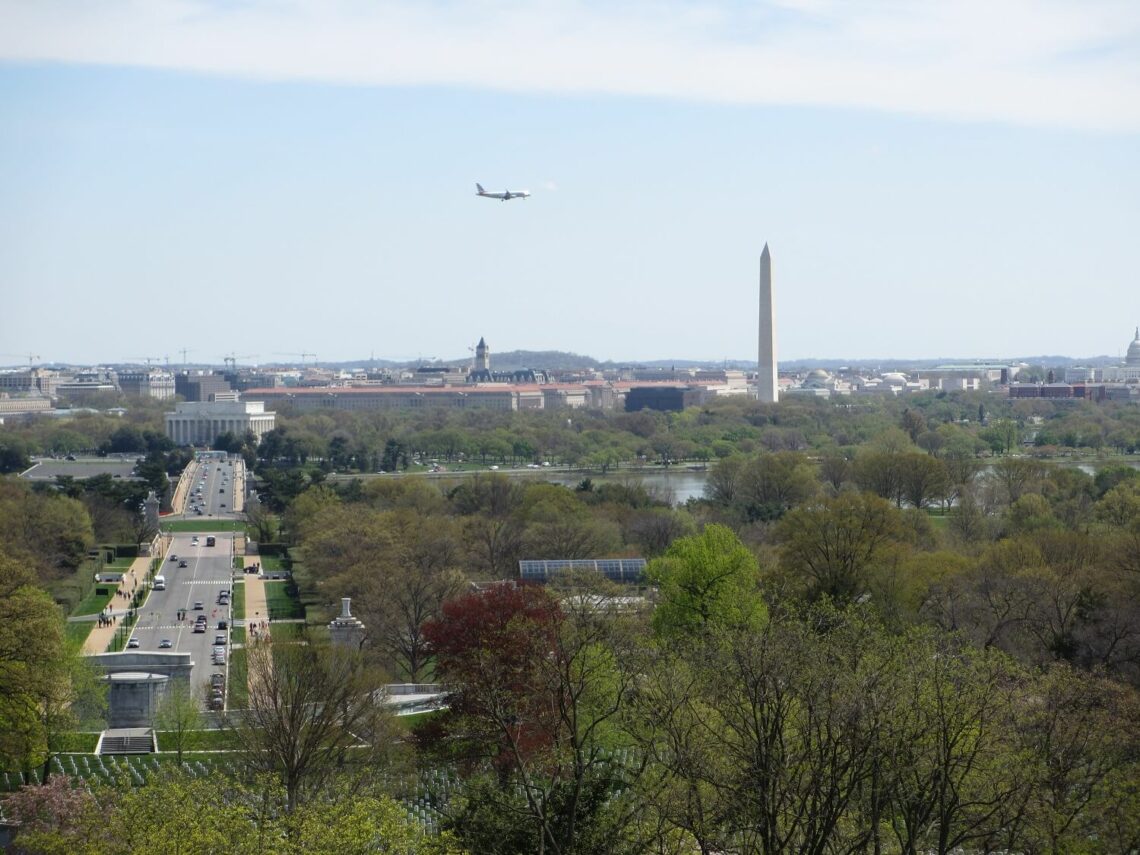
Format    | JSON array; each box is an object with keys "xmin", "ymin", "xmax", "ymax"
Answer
[{"xmin": 164, "ymin": 400, "xmax": 276, "ymax": 447}]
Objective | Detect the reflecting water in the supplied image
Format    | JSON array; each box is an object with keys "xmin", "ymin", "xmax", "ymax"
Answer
[
  {"xmin": 406, "ymin": 457, "xmax": 1140, "ymax": 509},
  {"xmin": 539, "ymin": 468, "xmax": 711, "ymax": 505},
  {"xmin": 428, "ymin": 467, "xmax": 711, "ymax": 506}
]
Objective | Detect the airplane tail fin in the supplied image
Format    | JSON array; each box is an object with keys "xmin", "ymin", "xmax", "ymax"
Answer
[{"xmin": 475, "ymin": 183, "xmax": 485, "ymax": 194}]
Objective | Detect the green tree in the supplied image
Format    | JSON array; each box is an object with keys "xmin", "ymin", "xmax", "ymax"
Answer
[
  {"xmin": 645, "ymin": 524, "xmax": 767, "ymax": 641},
  {"xmin": 775, "ymin": 491, "xmax": 907, "ymax": 602},
  {"xmin": 0, "ymin": 552, "xmax": 82, "ymax": 781},
  {"xmin": 154, "ymin": 679, "xmax": 203, "ymax": 764}
]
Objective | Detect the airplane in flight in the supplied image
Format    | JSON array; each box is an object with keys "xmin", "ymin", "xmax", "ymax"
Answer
[{"xmin": 476, "ymin": 183, "xmax": 531, "ymax": 201}]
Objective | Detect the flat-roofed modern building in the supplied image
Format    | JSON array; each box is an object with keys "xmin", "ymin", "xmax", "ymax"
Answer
[
  {"xmin": 164, "ymin": 400, "xmax": 276, "ymax": 446},
  {"xmin": 175, "ymin": 371, "xmax": 233, "ymax": 402},
  {"xmin": 117, "ymin": 370, "xmax": 176, "ymax": 399}
]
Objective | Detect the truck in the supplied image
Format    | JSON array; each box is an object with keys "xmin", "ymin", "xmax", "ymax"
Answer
[
  {"xmin": 206, "ymin": 535, "xmax": 216, "ymax": 547},
  {"xmin": 153, "ymin": 575, "xmax": 166, "ymax": 591}
]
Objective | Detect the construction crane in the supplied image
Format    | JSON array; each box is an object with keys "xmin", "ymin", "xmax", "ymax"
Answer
[
  {"xmin": 221, "ymin": 353, "xmax": 258, "ymax": 371},
  {"xmin": 178, "ymin": 348, "xmax": 193, "ymax": 366},
  {"xmin": 1, "ymin": 353, "xmax": 41, "ymax": 368},
  {"xmin": 274, "ymin": 352, "xmax": 317, "ymax": 366},
  {"xmin": 125, "ymin": 356, "xmax": 162, "ymax": 367}
]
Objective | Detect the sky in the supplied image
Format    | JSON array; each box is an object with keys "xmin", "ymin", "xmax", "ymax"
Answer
[{"xmin": 1, "ymin": 0, "xmax": 1138, "ymax": 367}]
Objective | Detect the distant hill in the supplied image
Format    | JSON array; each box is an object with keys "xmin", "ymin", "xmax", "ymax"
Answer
[{"xmin": 257, "ymin": 352, "xmax": 1130, "ymax": 373}]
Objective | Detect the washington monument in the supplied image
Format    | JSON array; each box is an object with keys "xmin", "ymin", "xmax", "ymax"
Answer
[{"xmin": 757, "ymin": 243, "xmax": 778, "ymax": 403}]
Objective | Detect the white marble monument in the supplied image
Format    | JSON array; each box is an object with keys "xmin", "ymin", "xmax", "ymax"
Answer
[{"xmin": 757, "ymin": 243, "xmax": 779, "ymax": 403}]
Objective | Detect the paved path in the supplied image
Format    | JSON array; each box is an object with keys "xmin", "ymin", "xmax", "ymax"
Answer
[
  {"xmin": 232, "ymin": 459, "xmax": 245, "ymax": 513},
  {"xmin": 169, "ymin": 459, "xmax": 198, "ymax": 515},
  {"xmin": 242, "ymin": 575, "xmax": 271, "ymax": 698},
  {"xmin": 81, "ymin": 555, "xmax": 156, "ymax": 654}
]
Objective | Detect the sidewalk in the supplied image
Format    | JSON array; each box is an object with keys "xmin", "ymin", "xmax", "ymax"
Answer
[
  {"xmin": 169, "ymin": 459, "xmax": 198, "ymax": 515},
  {"xmin": 232, "ymin": 459, "xmax": 245, "ymax": 513},
  {"xmin": 242, "ymin": 574, "xmax": 271, "ymax": 698},
  {"xmin": 81, "ymin": 555, "xmax": 156, "ymax": 655}
]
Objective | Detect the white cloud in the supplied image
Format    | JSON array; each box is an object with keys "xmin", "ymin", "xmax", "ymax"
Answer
[{"xmin": 1, "ymin": 0, "xmax": 1138, "ymax": 130}]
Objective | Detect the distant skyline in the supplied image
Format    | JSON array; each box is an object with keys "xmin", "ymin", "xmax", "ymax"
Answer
[{"xmin": 1, "ymin": 1, "xmax": 1137, "ymax": 365}]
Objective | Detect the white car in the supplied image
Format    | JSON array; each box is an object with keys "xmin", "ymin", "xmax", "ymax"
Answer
[{"xmin": 127, "ymin": 637, "xmax": 140, "ymax": 649}]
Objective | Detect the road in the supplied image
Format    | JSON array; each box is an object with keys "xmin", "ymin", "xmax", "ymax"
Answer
[
  {"xmin": 131, "ymin": 532, "xmax": 234, "ymax": 697},
  {"xmin": 131, "ymin": 455, "xmax": 245, "ymax": 701}
]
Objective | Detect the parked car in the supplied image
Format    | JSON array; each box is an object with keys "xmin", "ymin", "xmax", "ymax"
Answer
[
  {"xmin": 217, "ymin": 620, "xmax": 228, "ymax": 630},
  {"xmin": 214, "ymin": 634, "xmax": 227, "ymax": 646}
]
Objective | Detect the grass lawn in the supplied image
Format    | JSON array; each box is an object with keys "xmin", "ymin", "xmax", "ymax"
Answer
[
  {"xmin": 263, "ymin": 581, "xmax": 304, "ymax": 620},
  {"xmin": 53, "ymin": 732, "xmax": 101, "ymax": 753},
  {"xmin": 233, "ymin": 556, "xmax": 245, "ymax": 570},
  {"xmin": 65, "ymin": 621, "xmax": 94, "ymax": 648},
  {"xmin": 230, "ymin": 626, "xmax": 246, "ymax": 645},
  {"xmin": 232, "ymin": 582, "xmax": 246, "ymax": 620},
  {"xmin": 72, "ymin": 585, "xmax": 117, "ymax": 616},
  {"xmin": 161, "ymin": 520, "xmax": 247, "ymax": 533},
  {"xmin": 258, "ymin": 555, "xmax": 286, "ymax": 572},
  {"xmin": 269, "ymin": 622, "xmax": 307, "ymax": 642},
  {"xmin": 393, "ymin": 709, "xmax": 444, "ymax": 732},
  {"xmin": 284, "ymin": 560, "xmax": 326, "ymax": 623},
  {"xmin": 155, "ymin": 729, "xmax": 236, "ymax": 752},
  {"xmin": 228, "ymin": 648, "xmax": 248, "ymax": 708}
]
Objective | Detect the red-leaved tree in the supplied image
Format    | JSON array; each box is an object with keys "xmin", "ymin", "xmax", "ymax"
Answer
[{"xmin": 420, "ymin": 582, "xmax": 563, "ymax": 778}]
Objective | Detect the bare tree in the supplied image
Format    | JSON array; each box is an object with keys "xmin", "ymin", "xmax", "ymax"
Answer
[{"xmin": 224, "ymin": 637, "xmax": 397, "ymax": 814}]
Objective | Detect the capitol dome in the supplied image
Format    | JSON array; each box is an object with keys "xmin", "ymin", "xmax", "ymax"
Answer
[
  {"xmin": 803, "ymin": 368, "xmax": 832, "ymax": 388},
  {"xmin": 1127, "ymin": 327, "xmax": 1140, "ymax": 366}
]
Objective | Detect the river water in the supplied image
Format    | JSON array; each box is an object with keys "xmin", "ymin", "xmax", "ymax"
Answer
[{"xmin": 396, "ymin": 458, "xmax": 1140, "ymax": 509}]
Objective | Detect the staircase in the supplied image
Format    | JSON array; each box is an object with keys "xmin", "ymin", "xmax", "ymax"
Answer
[{"xmin": 98, "ymin": 730, "xmax": 155, "ymax": 754}]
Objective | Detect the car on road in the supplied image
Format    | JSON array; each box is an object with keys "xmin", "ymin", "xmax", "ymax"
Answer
[
  {"xmin": 192, "ymin": 537, "xmax": 199, "ymax": 545},
  {"xmin": 217, "ymin": 620, "xmax": 228, "ymax": 630},
  {"xmin": 214, "ymin": 634, "xmax": 227, "ymax": 646},
  {"xmin": 159, "ymin": 639, "xmax": 172, "ymax": 649},
  {"xmin": 178, "ymin": 560, "xmax": 188, "ymax": 568},
  {"xmin": 127, "ymin": 637, "xmax": 140, "ymax": 648},
  {"xmin": 193, "ymin": 623, "xmax": 206, "ymax": 633},
  {"xmin": 169, "ymin": 554, "xmax": 178, "ymax": 562},
  {"xmin": 210, "ymin": 673, "xmax": 224, "ymax": 688},
  {"xmin": 193, "ymin": 601, "xmax": 203, "ymax": 610}
]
